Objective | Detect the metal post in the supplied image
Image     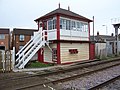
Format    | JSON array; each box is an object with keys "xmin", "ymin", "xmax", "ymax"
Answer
[
  {"xmin": 93, "ymin": 16, "xmax": 94, "ymax": 41},
  {"xmin": 114, "ymin": 25, "xmax": 119, "ymax": 55}
]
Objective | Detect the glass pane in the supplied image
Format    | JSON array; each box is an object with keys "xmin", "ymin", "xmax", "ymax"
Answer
[{"xmin": 0, "ymin": 34, "xmax": 5, "ymax": 39}]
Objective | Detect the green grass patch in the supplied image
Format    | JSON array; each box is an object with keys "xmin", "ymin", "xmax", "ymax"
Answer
[{"xmin": 26, "ymin": 61, "xmax": 54, "ymax": 68}]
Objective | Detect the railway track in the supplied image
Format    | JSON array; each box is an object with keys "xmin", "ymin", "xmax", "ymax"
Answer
[
  {"xmin": 14, "ymin": 59, "xmax": 120, "ymax": 90},
  {"xmin": 0, "ymin": 59, "xmax": 120, "ymax": 90},
  {"xmin": 0, "ymin": 59, "xmax": 106, "ymax": 81},
  {"xmin": 88, "ymin": 75, "xmax": 120, "ymax": 90},
  {"xmin": 0, "ymin": 58, "xmax": 119, "ymax": 82}
]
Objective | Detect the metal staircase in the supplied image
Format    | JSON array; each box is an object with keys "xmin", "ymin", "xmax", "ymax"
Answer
[{"xmin": 15, "ymin": 29, "xmax": 48, "ymax": 69}]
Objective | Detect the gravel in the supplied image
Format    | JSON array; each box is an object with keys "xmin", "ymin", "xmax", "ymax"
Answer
[
  {"xmin": 100, "ymin": 79, "xmax": 120, "ymax": 90},
  {"xmin": 56, "ymin": 65, "xmax": 120, "ymax": 90}
]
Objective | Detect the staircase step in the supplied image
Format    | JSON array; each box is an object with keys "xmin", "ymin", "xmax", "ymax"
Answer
[{"xmin": 15, "ymin": 30, "xmax": 47, "ymax": 69}]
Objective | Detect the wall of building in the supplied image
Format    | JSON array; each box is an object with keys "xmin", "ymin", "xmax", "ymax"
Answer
[
  {"xmin": 14, "ymin": 35, "xmax": 31, "ymax": 52},
  {"xmin": 60, "ymin": 43, "xmax": 89, "ymax": 63},
  {"xmin": 44, "ymin": 43, "xmax": 57, "ymax": 63},
  {"xmin": 0, "ymin": 34, "xmax": 9, "ymax": 50}
]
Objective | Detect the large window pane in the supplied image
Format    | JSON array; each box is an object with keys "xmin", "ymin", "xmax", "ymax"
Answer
[
  {"xmin": 77, "ymin": 22, "xmax": 80, "ymax": 31},
  {"xmin": 72, "ymin": 21, "xmax": 76, "ymax": 30},
  {"xmin": 53, "ymin": 19, "xmax": 56, "ymax": 29},
  {"xmin": 48, "ymin": 20, "xmax": 52, "ymax": 30},
  {"xmin": 60, "ymin": 18, "xmax": 66, "ymax": 29},
  {"xmin": 81, "ymin": 23, "xmax": 84, "ymax": 31},
  {"xmin": 66, "ymin": 20, "xmax": 70, "ymax": 30}
]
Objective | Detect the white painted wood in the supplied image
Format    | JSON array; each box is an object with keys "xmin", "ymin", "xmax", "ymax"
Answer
[
  {"xmin": 15, "ymin": 29, "xmax": 47, "ymax": 69},
  {"xmin": 12, "ymin": 47, "xmax": 15, "ymax": 69},
  {"xmin": 44, "ymin": 44, "xmax": 56, "ymax": 63},
  {"xmin": 47, "ymin": 16, "xmax": 89, "ymax": 41},
  {"xmin": 48, "ymin": 30, "xmax": 57, "ymax": 40},
  {"xmin": 60, "ymin": 43, "xmax": 89, "ymax": 63}
]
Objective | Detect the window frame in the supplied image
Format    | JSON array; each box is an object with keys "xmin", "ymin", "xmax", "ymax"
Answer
[
  {"xmin": 19, "ymin": 35, "xmax": 25, "ymax": 41},
  {"xmin": 0, "ymin": 34, "xmax": 5, "ymax": 39}
]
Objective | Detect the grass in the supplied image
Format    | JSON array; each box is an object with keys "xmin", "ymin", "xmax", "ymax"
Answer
[{"xmin": 26, "ymin": 61, "xmax": 54, "ymax": 68}]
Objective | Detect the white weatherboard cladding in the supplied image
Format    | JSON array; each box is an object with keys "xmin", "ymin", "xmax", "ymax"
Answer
[
  {"xmin": 60, "ymin": 43, "xmax": 89, "ymax": 63},
  {"xmin": 44, "ymin": 44, "xmax": 57, "ymax": 63}
]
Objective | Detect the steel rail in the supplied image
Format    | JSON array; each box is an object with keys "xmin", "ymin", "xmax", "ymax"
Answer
[{"xmin": 16, "ymin": 61, "xmax": 120, "ymax": 90}]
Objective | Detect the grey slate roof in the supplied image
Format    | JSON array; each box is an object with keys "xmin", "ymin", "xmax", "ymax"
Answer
[
  {"xmin": 35, "ymin": 8, "xmax": 92, "ymax": 22},
  {"xmin": 0, "ymin": 28, "xmax": 10, "ymax": 34},
  {"xmin": 13, "ymin": 28, "xmax": 38, "ymax": 35}
]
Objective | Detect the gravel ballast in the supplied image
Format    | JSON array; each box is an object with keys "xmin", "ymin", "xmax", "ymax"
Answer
[{"xmin": 56, "ymin": 65, "xmax": 120, "ymax": 90}]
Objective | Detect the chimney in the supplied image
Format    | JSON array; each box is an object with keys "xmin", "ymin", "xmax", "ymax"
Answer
[
  {"xmin": 58, "ymin": 3, "xmax": 60, "ymax": 8},
  {"xmin": 68, "ymin": 6, "xmax": 70, "ymax": 11},
  {"xmin": 111, "ymin": 33, "xmax": 114, "ymax": 36},
  {"xmin": 97, "ymin": 31, "xmax": 99, "ymax": 36}
]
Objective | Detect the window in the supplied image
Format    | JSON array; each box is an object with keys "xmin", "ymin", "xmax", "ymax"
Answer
[
  {"xmin": 0, "ymin": 34, "xmax": 5, "ymax": 39},
  {"xmin": 53, "ymin": 19, "xmax": 56, "ymax": 29},
  {"xmin": 19, "ymin": 35, "xmax": 25, "ymax": 41},
  {"xmin": 81, "ymin": 23, "xmax": 84, "ymax": 31},
  {"xmin": 72, "ymin": 21, "xmax": 76, "ymax": 30},
  {"xmin": 84, "ymin": 23, "xmax": 88, "ymax": 32},
  {"xmin": 82, "ymin": 23, "xmax": 88, "ymax": 32},
  {"xmin": 48, "ymin": 20, "xmax": 52, "ymax": 30},
  {"xmin": 60, "ymin": 18, "xmax": 66, "ymax": 29},
  {"xmin": 66, "ymin": 20, "xmax": 71, "ymax": 30},
  {"xmin": 52, "ymin": 49, "xmax": 57, "ymax": 61},
  {"xmin": 77, "ymin": 22, "xmax": 80, "ymax": 31},
  {"xmin": 48, "ymin": 18, "xmax": 56, "ymax": 30},
  {"xmin": 19, "ymin": 45, "xmax": 24, "ymax": 50}
]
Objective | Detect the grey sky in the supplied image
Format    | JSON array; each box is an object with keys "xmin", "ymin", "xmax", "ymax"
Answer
[{"xmin": 0, "ymin": 0, "xmax": 120, "ymax": 35}]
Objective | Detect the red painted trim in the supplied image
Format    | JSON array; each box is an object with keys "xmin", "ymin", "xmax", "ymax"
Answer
[
  {"xmin": 38, "ymin": 48, "xmax": 44, "ymax": 62},
  {"xmin": 89, "ymin": 43, "xmax": 95, "ymax": 60},
  {"xmin": 56, "ymin": 15, "xmax": 61, "ymax": 64},
  {"xmin": 38, "ymin": 21, "xmax": 40, "ymax": 30},
  {"xmin": 35, "ymin": 13, "xmax": 92, "ymax": 22},
  {"xmin": 38, "ymin": 49, "xmax": 41, "ymax": 61},
  {"xmin": 57, "ymin": 15, "xmax": 60, "ymax": 40},
  {"xmin": 42, "ymin": 59, "xmax": 91, "ymax": 65},
  {"xmin": 88, "ymin": 22, "xmax": 90, "ymax": 41},
  {"xmin": 41, "ymin": 61, "xmax": 54, "ymax": 64},
  {"xmin": 57, "ymin": 42, "xmax": 61, "ymax": 64},
  {"xmin": 50, "ymin": 40, "xmax": 90, "ymax": 43}
]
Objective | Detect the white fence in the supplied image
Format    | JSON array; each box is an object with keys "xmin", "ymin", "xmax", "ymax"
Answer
[{"xmin": 95, "ymin": 41, "xmax": 120, "ymax": 59}]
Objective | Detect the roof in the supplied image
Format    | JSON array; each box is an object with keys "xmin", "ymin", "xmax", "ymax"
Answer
[
  {"xmin": 90, "ymin": 35, "xmax": 116, "ymax": 42},
  {"xmin": 0, "ymin": 28, "xmax": 10, "ymax": 34},
  {"xmin": 13, "ymin": 28, "xmax": 38, "ymax": 35},
  {"xmin": 35, "ymin": 8, "xmax": 92, "ymax": 22}
]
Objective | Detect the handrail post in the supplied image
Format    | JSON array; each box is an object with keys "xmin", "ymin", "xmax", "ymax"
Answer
[{"xmin": 12, "ymin": 47, "xmax": 15, "ymax": 70}]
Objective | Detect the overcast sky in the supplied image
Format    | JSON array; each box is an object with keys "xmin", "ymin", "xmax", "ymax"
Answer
[{"xmin": 0, "ymin": 0, "xmax": 120, "ymax": 35}]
